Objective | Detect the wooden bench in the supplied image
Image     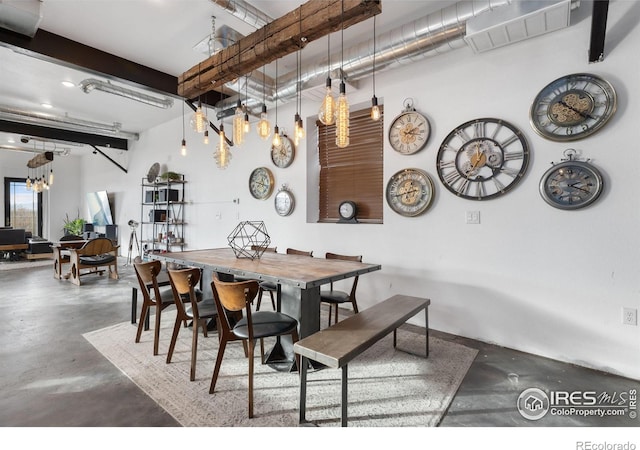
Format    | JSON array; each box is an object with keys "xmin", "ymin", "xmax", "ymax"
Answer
[
  {"xmin": 68, "ymin": 238, "xmax": 119, "ymax": 286},
  {"xmin": 293, "ymin": 294, "xmax": 430, "ymax": 427}
]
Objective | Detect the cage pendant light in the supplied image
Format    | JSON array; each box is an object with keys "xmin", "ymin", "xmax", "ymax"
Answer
[
  {"xmin": 336, "ymin": 0, "xmax": 350, "ymax": 148},
  {"xmin": 318, "ymin": 33, "xmax": 336, "ymax": 125}
]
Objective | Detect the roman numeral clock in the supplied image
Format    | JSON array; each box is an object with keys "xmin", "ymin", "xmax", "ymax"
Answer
[
  {"xmin": 388, "ymin": 99, "xmax": 431, "ymax": 155},
  {"xmin": 436, "ymin": 118, "xmax": 530, "ymax": 200}
]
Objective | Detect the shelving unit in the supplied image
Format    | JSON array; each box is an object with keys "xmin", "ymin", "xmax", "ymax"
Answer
[{"xmin": 140, "ymin": 176, "xmax": 186, "ymax": 254}]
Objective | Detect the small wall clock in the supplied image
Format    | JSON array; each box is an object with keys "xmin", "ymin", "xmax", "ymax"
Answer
[
  {"xmin": 338, "ymin": 201, "xmax": 358, "ymax": 223},
  {"xmin": 388, "ymin": 98, "xmax": 431, "ymax": 155},
  {"xmin": 539, "ymin": 149, "xmax": 604, "ymax": 210},
  {"xmin": 274, "ymin": 185, "xmax": 295, "ymax": 216},
  {"xmin": 386, "ymin": 168, "xmax": 435, "ymax": 217},
  {"xmin": 271, "ymin": 134, "xmax": 295, "ymax": 168},
  {"xmin": 436, "ymin": 117, "xmax": 529, "ymax": 200},
  {"xmin": 249, "ymin": 167, "xmax": 274, "ymax": 200},
  {"xmin": 529, "ymin": 73, "xmax": 617, "ymax": 142}
]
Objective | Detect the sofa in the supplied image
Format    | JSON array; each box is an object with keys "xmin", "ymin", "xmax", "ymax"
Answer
[{"xmin": 0, "ymin": 227, "xmax": 52, "ymax": 260}]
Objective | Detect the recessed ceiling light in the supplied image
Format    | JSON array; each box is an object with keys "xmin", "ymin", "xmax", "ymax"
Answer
[
  {"xmin": 7, "ymin": 137, "xmax": 15, "ymax": 143},
  {"xmin": 41, "ymin": 103, "xmax": 53, "ymax": 109},
  {"xmin": 61, "ymin": 80, "xmax": 75, "ymax": 88}
]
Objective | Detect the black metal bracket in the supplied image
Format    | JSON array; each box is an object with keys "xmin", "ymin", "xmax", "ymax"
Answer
[{"xmin": 90, "ymin": 145, "xmax": 128, "ymax": 173}]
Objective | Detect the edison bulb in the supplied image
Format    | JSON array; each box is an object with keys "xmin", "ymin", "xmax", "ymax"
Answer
[
  {"xmin": 256, "ymin": 105, "xmax": 271, "ymax": 140},
  {"xmin": 335, "ymin": 82, "xmax": 350, "ymax": 148},
  {"xmin": 318, "ymin": 77, "xmax": 336, "ymax": 125}
]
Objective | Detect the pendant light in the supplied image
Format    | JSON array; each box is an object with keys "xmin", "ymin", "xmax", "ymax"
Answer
[
  {"xmin": 318, "ymin": 33, "xmax": 336, "ymax": 125},
  {"xmin": 294, "ymin": 50, "xmax": 301, "ymax": 146},
  {"xmin": 190, "ymin": 98, "xmax": 207, "ymax": 133},
  {"xmin": 214, "ymin": 119, "xmax": 232, "ymax": 169},
  {"xmin": 243, "ymin": 75, "xmax": 250, "ymax": 134},
  {"xmin": 370, "ymin": 15, "xmax": 381, "ymax": 121},
  {"xmin": 336, "ymin": 0, "xmax": 350, "ymax": 148},
  {"xmin": 232, "ymin": 45, "xmax": 244, "ymax": 147},
  {"xmin": 180, "ymin": 101, "xmax": 187, "ymax": 156},
  {"xmin": 272, "ymin": 59, "xmax": 282, "ymax": 150},
  {"xmin": 256, "ymin": 27, "xmax": 271, "ymax": 140}
]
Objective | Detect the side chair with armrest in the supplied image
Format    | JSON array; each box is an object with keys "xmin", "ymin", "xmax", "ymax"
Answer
[
  {"xmin": 68, "ymin": 237, "xmax": 119, "ymax": 286},
  {"xmin": 209, "ymin": 274, "xmax": 300, "ymax": 418},
  {"xmin": 320, "ymin": 252, "xmax": 362, "ymax": 326},
  {"xmin": 167, "ymin": 268, "xmax": 218, "ymax": 381},
  {"xmin": 52, "ymin": 234, "xmax": 83, "ymax": 279}
]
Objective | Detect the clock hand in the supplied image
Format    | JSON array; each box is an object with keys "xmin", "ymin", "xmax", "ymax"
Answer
[
  {"xmin": 568, "ymin": 182, "xmax": 590, "ymax": 193},
  {"xmin": 558, "ymin": 100, "xmax": 596, "ymax": 121}
]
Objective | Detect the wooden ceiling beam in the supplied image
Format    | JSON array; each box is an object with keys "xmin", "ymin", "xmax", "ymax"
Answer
[{"xmin": 178, "ymin": 0, "xmax": 381, "ymax": 99}]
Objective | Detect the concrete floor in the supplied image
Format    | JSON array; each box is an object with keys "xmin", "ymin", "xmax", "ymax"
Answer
[{"xmin": 1, "ymin": 260, "xmax": 638, "ymax": 432}]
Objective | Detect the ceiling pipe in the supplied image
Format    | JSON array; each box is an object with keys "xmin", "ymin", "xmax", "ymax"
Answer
[
  {"xmin": 209, "ymin": 0, "xmax": 273, "ymax": 29},
  {"xmin": 0, "ymin": 105, "xmax": 139, "ymax": 141},
  {"xmin": 79, "ymin": 78, "xmax": 174, "ymax": 109}
]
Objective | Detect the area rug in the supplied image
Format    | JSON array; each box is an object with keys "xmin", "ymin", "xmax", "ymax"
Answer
[{"xmin": 83, "ymin": 310, "xmax": 478, "ymax": 427}]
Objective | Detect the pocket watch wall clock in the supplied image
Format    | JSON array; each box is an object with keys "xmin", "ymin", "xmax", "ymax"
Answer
[
  {"xmin": 539, "ymin": 149, "xmax": 604, "ymax": 210},
  {"xmin": 436, "ymin": 117, "xmax": 529, "ymax": 200},
  {"xmin": 529, "ymin": 73, "xmax": 617, "ymax": 142},
  {"xmin": 388, "ymin": 98, "xmax": 431, "ymax": 155},
  {"xmin": 338, "ymin": 200, "xmax": 358, "ymax": 223},
  {"xmin": 271, "ymin": 134, "xmax": 295, "ymax": 168},
  {"xmin": 386, "ymin": 168, "xmax": 435, "ymax": 217},
  {"xmin": 249, "ymin": 167, "xmax": 274, "ymax": 200},
  {"xmin": 274, "ymin": 185, "xmax": 295, "ymax": 216}
]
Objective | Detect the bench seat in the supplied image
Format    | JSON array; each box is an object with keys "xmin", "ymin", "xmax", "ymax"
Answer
[{"xmin": 294, "ymin": 294, "xmax": 430, "ymax": 426}]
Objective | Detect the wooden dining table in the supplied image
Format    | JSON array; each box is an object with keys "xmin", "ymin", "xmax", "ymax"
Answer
[{"xmin": 149, "ymin": 247, "xmax": 381, "ymax": 370}]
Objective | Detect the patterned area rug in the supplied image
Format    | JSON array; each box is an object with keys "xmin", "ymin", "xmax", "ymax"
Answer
[{"xmin": 83, "ymin": 310, "xmax": 477, "ymax": 427}]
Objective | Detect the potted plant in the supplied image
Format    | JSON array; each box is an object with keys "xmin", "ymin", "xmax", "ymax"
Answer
[{"xmin": 63, "ymin": 213, "xmax": 86, "ymax": 236}]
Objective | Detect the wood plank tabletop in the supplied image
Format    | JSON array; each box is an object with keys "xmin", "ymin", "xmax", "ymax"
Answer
[{"xmin": 151, "ymin": 248, "xmax": 381, "ymax": 289}]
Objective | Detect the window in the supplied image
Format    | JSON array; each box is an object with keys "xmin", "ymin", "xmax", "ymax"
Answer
[
  {"xmin": 317, "ymin": 106, "xmax": 384, "ymax": 223},
  {"xmin": 4, "ymin": 177, "xmax": 42, "ymax": 236}
]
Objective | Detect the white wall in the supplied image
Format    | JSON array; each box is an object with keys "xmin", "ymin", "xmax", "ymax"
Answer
[{"xmin": 6, "ymin": 0, "xmax": 638, "ymax": 379}]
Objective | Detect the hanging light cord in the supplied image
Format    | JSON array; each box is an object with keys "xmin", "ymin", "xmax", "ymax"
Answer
[{"xmin": 372, "ymin": 15, "xmax": 376, "ymax": 95}]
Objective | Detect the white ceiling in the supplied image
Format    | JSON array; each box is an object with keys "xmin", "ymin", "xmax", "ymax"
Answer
[{"xmin": 0, "ymin": 0, "xmax": 459, "ymax": 156}]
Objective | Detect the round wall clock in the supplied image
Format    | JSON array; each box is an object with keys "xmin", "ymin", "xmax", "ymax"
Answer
[
  {"xmin": 385, "ymin": 168, "xmax": 435, "ymax": 217},
  {"xmin": 274, "ymin": 185, "xmax": 295, "ymax": 216},
  {"xmin": 249, "ymin": 167, "xmax": 274, "ymax": 200},
  {"xmin": 539, "ymin": 149, "xmax": 604, "ymax": 210},
  {"xmin": 529, "ymin": 73, "xmax": 617, "ymax": 142},
  {"xmin": 271, "ymin": 134, "xmax": 295, "ymax": 168},
  {"xmin": 436, "ymin": 117, "xmax": 529, "ymax": 200},
  {"xmin": 388, "ymin": 99, "xmax": 431, "ymax": 155}
]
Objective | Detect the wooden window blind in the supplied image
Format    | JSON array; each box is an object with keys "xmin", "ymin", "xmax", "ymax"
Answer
[{"xmin": 317, "ymin": 106, "xmax": 384, "ymax": 223}]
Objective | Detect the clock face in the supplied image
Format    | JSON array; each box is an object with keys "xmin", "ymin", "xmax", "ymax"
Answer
[
  {"xmin": 530, "ymin": 73, "xmax": 617, "ymax": 142},
  {"xmin": 539, "ymin": 160, "xmax": 604, "ymax": 210},
  {"xmin": 437, "ymin": 118, "xmax": 529, "ymax": 200},
  {"xmin": 249, "ymin": 167, "xmax": 274, "ymax": 200},
  {"xmin": 274, "ymin": 189, "xmax": 295, "ymax": 216},
  {"xmin": 386, "ymin": 168, "xmax": 435, "ymax": 217},
  {"xmin": 388, "ymin": 111, "xmax": 431, "ymax": 155},
  {"xmin": 271, "ymin": 135, "xmax": 295, "ymax": 168},
  {"xmin": 339, "ymin": 201, "xmax": 356, "ymax": 220}
]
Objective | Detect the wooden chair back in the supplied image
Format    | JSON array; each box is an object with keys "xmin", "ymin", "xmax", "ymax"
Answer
[
  {"xmin": 211, "ymin": 275, "xmax": 259, "ymax": 337},
  {"xmin": 168, "ymin": 268, "xmax": 201, "ymax": 318},
  {"xmin": 286, "ymin": 248, "xmax": 313, "ymax": 257},
  {"xmin": 77, "ymin": 237, "xmax": 117, "ymax": 255},
  {"xmin": 326, "ymin": 252, "xmax": 362, "ymax": 294},
  {"xmin": 251, "ymin": 245, "xmax": 277, "ymax": 253},
  {"xmin": 133, "ymin": 260, "xmax": 163, "ymax": 304}
]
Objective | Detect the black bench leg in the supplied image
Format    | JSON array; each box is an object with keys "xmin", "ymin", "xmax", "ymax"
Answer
[
  {"xmin": 131, "ymin": 287, "xmax": 137, "ymax": 324},
  {"xmin": 425, "ymin": 306, "xmax": 429, "ymax": 358},
  {"xmin": 341, "ymin": 365, "xmax": 348, "ymax": 427},
  {"xmin": 299, "ymin": 356, "xmax": 308, "ymax": 424}
]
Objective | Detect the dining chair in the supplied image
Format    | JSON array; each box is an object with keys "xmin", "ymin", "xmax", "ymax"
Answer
[
  {"xmin": 133, "ymin": 259, "xmax": 175, "ymax": 355},
  {"xmin": 209, "ymin": 274, "xmax": 300, "ymax": 418},
  {"xmin": 320, "ymin": 252, "xmax": 362, "ymax": 326},
  {"xmin": 167, "ymin": 267, "xmax": 218, "ymax": 381}
]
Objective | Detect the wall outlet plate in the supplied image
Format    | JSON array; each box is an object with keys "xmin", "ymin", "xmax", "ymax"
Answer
[
  {"xmin": 466, "ymin": 211, "xmax": 480, "ymax": 224},
  {"xmin": 622, "ymin": 307, "xmax": 637, "ymax": 326}
]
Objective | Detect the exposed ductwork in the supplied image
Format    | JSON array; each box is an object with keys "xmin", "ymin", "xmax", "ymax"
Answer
[
  {"xmin": 0, "ymin": 0, "xmax": 42, "ymax": 37},
  {"xmin": 215, "ymin": 0, "xmax": 579, "ymax": 113},
  {"xmin": 209, "ymin": 0, "xmax": 273, "ymax": 30},
  {"xmin": 0, "ymin": 105, "xmax": 140, "ymax": 141},
  {"xmin": 79, "ymin": 78, "xmax": 175, "ymax": 110}
]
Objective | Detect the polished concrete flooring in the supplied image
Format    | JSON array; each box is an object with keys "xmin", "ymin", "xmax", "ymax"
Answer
[{"xmin": 1, "ymin": 260, "xmax": 639, "ymax": 432}]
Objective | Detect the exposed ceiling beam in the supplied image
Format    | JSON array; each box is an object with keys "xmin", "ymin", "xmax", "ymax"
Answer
[
  {"xmin": 178, "ymin": 0, "xmax": 381, "ymax": 99},
  {"xmin": 0, "ymin": 27, "xmax": 177, "ymax": 95},
  {"xmin": 0, "ymin": 120, "xmax": 129, "ymax": 150},
  {"xmin": 588, "ymin": 0, "xmax": 609, "ymax": 63}
]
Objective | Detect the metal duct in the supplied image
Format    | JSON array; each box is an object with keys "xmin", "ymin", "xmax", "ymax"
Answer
[
  {"xmin": 222, "ymin": 0, "xmax": 578, "ymax": 109},
  {"xmin": 0, "ymin": 105, "xmax": 140, "ymax": 141},
  {"xmin": 209, "ymin": 0, "xmax": 273, "ymax": 29},
  {"xmin": 79, "ymin": 79, "xmax": 174, "ymax": 109},
  {"xmin": 0, "ymin": 0, "xmax": 42, "ymax": 37}
]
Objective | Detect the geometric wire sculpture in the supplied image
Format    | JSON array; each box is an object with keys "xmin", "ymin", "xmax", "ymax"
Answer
[{"xmin": 227, "ymin": 221, "xmax": 271, "ymax": 259}]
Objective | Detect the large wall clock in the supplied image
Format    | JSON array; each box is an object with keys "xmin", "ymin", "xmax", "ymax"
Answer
[
  {"xmin": 529, "ymin": 73, "xmax": 617, "ymax": 142},
  {"xmin": 385, "ymin": 168, "xmax": 435, "ymax": 216},
  {"xmin": 539, "ymin": 149, "xmax": 604, "ymax": 210},
  {"xmin": 436, "ymin": 118, "xmax": 529, "ymax": 200},
  {"xmin": 271, "ymin": 134, "xmax": 295, "ymax": 168}
]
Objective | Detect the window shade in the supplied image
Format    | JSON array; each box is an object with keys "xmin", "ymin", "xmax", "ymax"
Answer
[{"xmin": 318, "ymin": 106, "xmax": 384, "ymax": 223}]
